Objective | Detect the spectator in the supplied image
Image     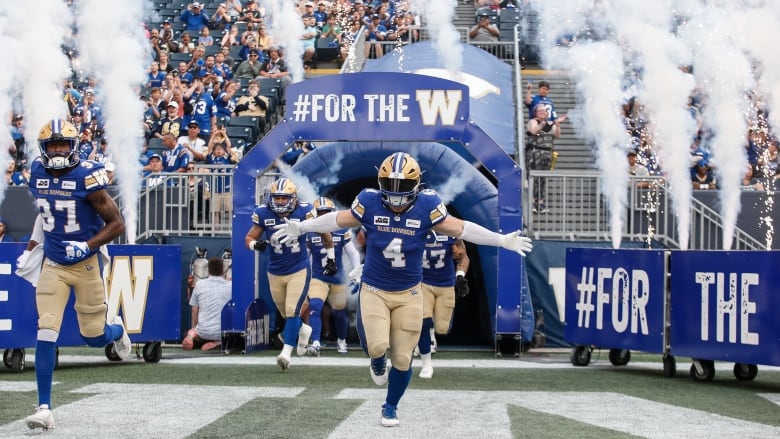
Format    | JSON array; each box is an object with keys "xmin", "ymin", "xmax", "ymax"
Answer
[
  {"xmin": 321, "ymin": 15, "xmax": 342, "ymax": 42},
  {"xmin": 206, "ymin": 136, "xmax": 235, "ymax": 224},
  {"xmin": 239, "ymin": 36, "xmax": 264, "ymax": 63},
  {"xmin": 220, "ymin": 46, "xmax": 236, "ymax": 71},
  {"xmin": 210, "ymin": 3, "xmax": 232, "ymax": 31},
  {"xmin": 183, "ymin": 256, "xmax": 231, "ymax": 351},
  {"xmin": 4, "ymin": 162, "xmax": 27, "ymax": 187},
  {"xmin": 524, "ymin": 80, "xmax": 564, "ymax": 123},
  {"xmin": 259, "ymin": 47, "xmax": 291, "ymax": 87},
  {"xmin": 281, "ymin": 141, "xmax": 315, "ymax": 166},
  {"xmin": 214, "ymin": 52, "xmax": 234, "ymax": 80},
  {"xmin": 240, "ymin": 22, "xmax": 259, "ymax": 46},
  {"xmin": 183, "ymin": 77, "xmax": 218, "ymax": 140},
  {"xmin": 525, "ymin": 105, "xmax": 561, "ymax": 213},
  {"xmin": 741, "ymin": 162, "xmax": 765, "ymax": 191},
  {"xmin": 104, "ymin": 161, "xmax": 117, "ymax": 186},
  {"xmin": 234, "ymin": 49, "xmax": 264, "ymax": 79},
  {"xmin": 225, "ymin": 0, "xmax": 243, "ymax": 19},
  {"xmin": 197, "ymin": 27, "xmax": 214, "ymax": 47},
  {"xmin": 256, "ymin": 24, "xmax": 274, "ymax": 53},
  {"xmin": 314, "ymin": 2, "xmax": 329, "ymax": 26},
  {"xmin": 341, "ymin": 20, "xmax": 362, "ymax": 61},
  {"xmin": 0, "ymin": 217, "xmax": 11, "ymax": 242},
  {"xmin": 221, "ymin": 25, "xmax": 241, "ymax": 47},
  {"xmin": 627, "ymin": 150, "xmax": 651, "ymax": 189},
  {"xmin": 143, "ymin": 153, "xmax": 167, "ymax": 189},
  {"xmin": 70, "ymin": 108, "xmax": 89, "ymax": 133},
  {"xmin": 156, "ymin": 101, "xmax": 184, "ymax": 139},
  {"xmin": 158, "ymin": 52, "xmax": 174, "ymax": 74},
  {"xmin": 301, "ymin": 16, "xmax": 319, "ymax": 68},
  {"xmin": 178, "ymin": 121, "xmax": 209, "ymax": 162},
  {"xmin": 176, "ymin": 62, "xmax": 194, "ymax": 85},
  {"xmin": 10, "ymin": 114, "xmax": 25, "ymax": 148},
  {"xmin": 240, "ymin": 0, "xmax": 263, "ymax": 24},
  {"xmin": 162, "ymin": 132, "xmax": 190, "ymax": 176},
  {"xmin": 469, "ymin": 13, "xmax": 499, "ymax": 43},
  {"xmin": 76, "ymin": 128, "xmax": 99, "ymax": 161},
  {"xmin": 216, "ymin": 80, "xmax": 239, "ymax": 122},
  {"xmin": 758, "ymin": 138, "xmax": 780, "ymax": 182},
  {"xmin": 234, "ymin": 80, "xmax": 268, "ymax": 131},
  {"xmin": 692, "ymin": 161, "xmax": 717, "ymax": 190},
  {"xmin": 365, "ymin": 14, "xmax": 387, "ymax": 59},
  {"xmin": 179, "ymin": 2, "xmax": 210, "ymax": 32},
  {"xmin": 160, "ymin": 20, "xmax": 176, "ymax": 48},
  {"xmin": 177, "ymin": 32, "xmax": 196, "ymax": 54}
]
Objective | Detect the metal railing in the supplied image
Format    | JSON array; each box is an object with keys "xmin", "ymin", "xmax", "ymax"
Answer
[{"xmin": 526, "ymin": 170, "xmax": 765, "ymax": 250}]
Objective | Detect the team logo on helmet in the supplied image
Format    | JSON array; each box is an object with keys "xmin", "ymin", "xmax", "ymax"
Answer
[
  {"xmin": 268, "ymin": 178, "xmax": 298, "ymax": 214},
  {"xmin": 313, "ymin": 196, "xmax": 336, "ymax": 216},
  {"xmin": 38, "ymin": 118, "xmax": 80, "ymax": 169},
  {"xmin": 377, "ymin": 152, "xmax": 421, "ymax": 208}
]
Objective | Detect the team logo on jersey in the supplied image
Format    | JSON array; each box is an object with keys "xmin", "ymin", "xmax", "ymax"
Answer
[
  {"xmin": 406, "ymin": 219, "xmax": 421, "ymax": 228},
  {"xmin": 333, "ymin": 236, "xmax": 342, "ymax": 242},
  {"xmin": 311, "ymin": 236, "xmax": 322, "ymax": 243},
  {"xmin": 374, "ymin": 216, "xmax": 390, "ymax": 226},
  {"xmin": 62, "ymin": 181, "xmax": 77, "ymax": 190},
  {"xmin": 264, "ymin": 219, "xmax": 276, "ymax": 226},
  {"xmin": 37, "ymin": 179, "xmax": 50, "ymax": 188},
  {"xmin": 435, "ymin": 233, "xmax": 449, "ymax": 242}
]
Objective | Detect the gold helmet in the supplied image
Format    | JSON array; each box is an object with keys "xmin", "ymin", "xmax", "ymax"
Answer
[
  {"xmin": 38, "ymin": 118, "xmax": 80, "ymax": 169},
  {"xmin": 268, "ymin": 178, "xmax": 298, "ymax": 214},
  {"xmin": 377, "ymin": 152, "xmax": 421, "ymax": 208},
  {"xmin": 313, "ymin": 196, "xmax": 336, "ymax": 216}
]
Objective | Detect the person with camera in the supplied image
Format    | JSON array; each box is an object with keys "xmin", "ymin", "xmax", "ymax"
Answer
[
  {"xmin": 206, "ymin": 128, "xmax": 236, "ymax": 224},
  {"xmin": 179, "ymin": 2, "xmax": 210, "ymax": 32},
  {"xmin": 526, "ymin": 105, "xmax": 563, "ymax": 213},
  {"xmin": 183, "ymin": 76, "xmax": 218, "ymax": 142},
  {"xmin": 184, "ymin": 257, "xmax": 232, "ymax": 351},
  {"xmin": 210, "ymin": 3, "xmax": 232, "ymax": 31},
  {"xmin": 234, "ymin": 79, "xmax": 268, "ymax": 133},
  {"xmin": 469, "ymin": 13, "xmax": 499, "ymax": 42},
  {"xmin": 365, "ymin": 14, "xmax": 387, "ymax": 59}
]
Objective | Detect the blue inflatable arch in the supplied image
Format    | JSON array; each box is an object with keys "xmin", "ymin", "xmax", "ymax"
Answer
[{"xmin": 230, "ymin": 72, "xmax": 527, "ymax": 343}]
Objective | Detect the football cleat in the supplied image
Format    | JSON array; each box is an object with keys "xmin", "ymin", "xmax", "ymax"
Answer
[
  {"xmin": 111, "ymin": 315, "xmax": 132, "ymax": 360},
  {"xmin": 297, "ymin": 323, "xmax": 312, "ymax": 356},
  {"xmin": 306, "ymin": 343, "xmax": 321, "ymax": 357},
  {"xmin": 337, "ymin": 338, "xmax": 348, "ymax": 354},
  {"xmin": 419, "ymin": 364, "xmax": 434, "ymax": 379},
  {"xmin": 25, "ymin": 405, "xmax": 54, "ymax": 431},
  {"xmin": 381, "ymin": 403, "xmax": 399, "ymax": 427},
  {"xmin": 277, "ymin": 351, "xmax": 291, "ymax": 371},
  {"xmin": 369, "ymin": 356, "xmax": 388, "ymax": 386}
]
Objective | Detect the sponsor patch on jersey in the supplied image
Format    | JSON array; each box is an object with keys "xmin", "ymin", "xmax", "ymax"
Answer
[
  {"xmin": 264, "ymin": 219, "xmax": 276, "ymax": 226},
  {"xmin": 374, "ymin": 216, "xmax": 390, "ymax": 226},
  {"xmin": 333, "ymin": 236, "xmax": 342, "ymax": 242},
  {"xmin": 62, "ymin": 181, "xmax": 77, "ymax": 190},
  {"xmin": 311, "ymin": 236, "xmax": 322, "ymax": 244},
  {"xmin": 406, "ymin": 219, "xmax": 421, "ymax": 228},
  {"xmin": 435, "ymin": 233, "xmax": 449, "ymax": 242},
  {"xmin": 37, "ymin": 179, "xmax": 50, "ymax": 188}
]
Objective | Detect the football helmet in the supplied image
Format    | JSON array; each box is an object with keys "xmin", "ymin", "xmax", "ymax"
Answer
[
  {"xmin": 377, "ymin": 152, "xmax": 421, "ymax": 208},
  {"xmin": 268, "ymin": 178, "xmax": 298, "ymax": 214},
  {"xmin": 313, "ymin": 196, "xmax": 336, "ymax": 216},
  {"xmin": 38, "ymin": 118, "xmax": 80, "ymax": 169}
]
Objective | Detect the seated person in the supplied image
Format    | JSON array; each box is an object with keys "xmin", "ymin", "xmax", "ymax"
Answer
[{"xmin": 183, "ymin": 257, "xmax": 233, "ymax": 351}]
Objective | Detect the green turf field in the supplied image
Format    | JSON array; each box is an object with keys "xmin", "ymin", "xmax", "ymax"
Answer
[{"xmin": 1, "ymin": 347, "xmax": 779, "ymax": 438}]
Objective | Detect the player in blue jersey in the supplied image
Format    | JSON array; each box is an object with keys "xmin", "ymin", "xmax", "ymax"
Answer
[
  {"xmin": 21, "ymin": 119, "xmax": 129, "ymax": 431},
  {"xmin": 305, "ymin": 196, "xmax": 362, "ymax": 356},
  {"xmin": 272, "ymin": 152, "xmax": 533, "ymax": 427},
  {"xmin": 244, "ymin": 178, "xmax": 334, "ymax": 371},
  {"xmin": 417, "ymin": 232, "xmax": 470, "ymax": 379}
]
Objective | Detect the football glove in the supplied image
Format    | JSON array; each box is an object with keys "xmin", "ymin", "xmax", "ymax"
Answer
[
  {"xmin": 272, "ymin": 218, "xmax": 304, "ymax": 245},
  {"xmin": 250, "ymin": 240, "xmax": 269, "ymax": 251},
  {"xmin": 16, "ymin": 250, "xmax": 31, "ymax": 269},
  {"xmin": 323, "ymin": 258, "xmax": 338, "ymax": 276},
  {"xmin": 64, "ymin": 241, "xmax": 90, "ymax": 261},
  {"xmin": 497, "ymin": 231, "xmax": 533, "ymax": 256},
  {"xmin": 455, "ymin": 275, "xmax": 470, "ymax": 298},
  {"xmin": 349, "ymin": 279, "xmax": 360, "ymax": 295}
]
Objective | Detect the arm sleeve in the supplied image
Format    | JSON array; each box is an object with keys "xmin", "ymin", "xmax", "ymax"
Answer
[
  {"xmin": 299, "ymin": 211, "xmax": 341, "ymax": 234},
  {"xmin": 342, "ymin": 240, "xmax": 362, "ymax": 269},
  {"xmin": 458, "ymin": 220, "xmax": 502, "ymax": 247}
]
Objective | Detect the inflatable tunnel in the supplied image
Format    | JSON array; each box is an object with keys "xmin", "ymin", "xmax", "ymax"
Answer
[{"xmin": 230, "ymin": 71, "xmax": 530, "ymax": 348}]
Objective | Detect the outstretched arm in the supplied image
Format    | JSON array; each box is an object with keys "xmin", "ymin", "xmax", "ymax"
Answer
[{"xmin": 433, "ymin": 215, "xmax": 533, "ymax": 256}]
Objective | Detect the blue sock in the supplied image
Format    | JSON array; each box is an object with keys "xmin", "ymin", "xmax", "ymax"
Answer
[
  {"xmin": 35, "ymin": 341, "xmax": 56, "ymax": 407},
  {"xmin": 82, "ymin": 324, "xmax": 118, "ymax": 347},
  {"xmin": 386, "ymin": 366, "xmax": 412, "ymax": 407},
  {"xmin": 308, "ymin": 298, "xmax": 324, "ymax": 342},
  {"xmin": 282, "ymin": 316, "xmax": 302, "ymax": 346},
  {"xmin": 332, "ymin": 308, "xmax": 348, "ymax": 340},
  {"xmin": 418, "ymin": 317, "xmax": 433, "ymax": 355}
]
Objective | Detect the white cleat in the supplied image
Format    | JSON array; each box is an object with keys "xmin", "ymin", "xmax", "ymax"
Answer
[
  {"xmin": 25, "ymin": 405, "xmax": 54, "ymax": 431},
  {"xmin": 111, "ymin": 315, "xmax": 132, "ymax": 360},
  {"xmin": 337, "ymin": 338, "xmax": 348, "ymax": 354},
  {"xmin": 277, "ymin": 351, "xmax": 291, "ymax": 371},
  {"xmin": 297, "ymin": 323, "xmax": 312, "ymax": 356},
  {"xmin": 412, "ymin": 346, "xmax": 420, "ymax": 357},
  {"xmin": 419, "ymin": 364, "xmax": 434, "ymax": 379},
  {"xmin": 369, "ymin": 357, "xmax": 389, "ymax": 386}
]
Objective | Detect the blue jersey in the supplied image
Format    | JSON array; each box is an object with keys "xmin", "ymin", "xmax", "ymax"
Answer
[
  {"xmin": 252, "ymin": 202, "xmax": 315, "ymax": 275},
  {"xmin": 215, "ymin": 91, "xmax": 236, "ymax": 118},
  {"xmin": 421, "ymin": 232, "xmax": 456, "ymax": 287},
  {"xmin": 351, "ymin": 188, "xmax": 448, "ymax": 290},
  {"xmin": 184, "ymin": 92, "xmax": 217, "ymax": 136},
  {"xmin": 29, "ymin": 158, "xmax": 110, "ymax": 265},
  {"xmin": 207, "ymin": 154, "xmax": 232, "ymax": 193},
  {"xmin": 526, "ymin": 95, "xmax": 558, "ymax": 121},
  {"xmin": 309, "ymin": 228, "xmax": 352, "ymax": 284}
]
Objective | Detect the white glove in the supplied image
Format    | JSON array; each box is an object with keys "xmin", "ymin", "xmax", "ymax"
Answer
[
  {"xmin": 16, "ymin": 250, "xmax": 30, "ymax": 269},
  {"xmin": 64, "ymin": 241, "xmax": 90, "ymax": 261},
  {"xmin": 348, "ymin": 264, "xmax": 363, "ymax": 282},
  {"xmin": 272, "ymin": 218, "xmax": 304, "ymax": 245},
  {"xmin": 497, "ymin": 231, "xmax": 533, "ymax": 256}
]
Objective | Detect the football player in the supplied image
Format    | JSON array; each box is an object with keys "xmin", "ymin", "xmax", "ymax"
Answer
[
  {"xmin": 305, "ymin": 196, "xmax": 362, "ymax": 356},
  {"xmin": 22, "ymin": 119, "xmax": 129, "ymax": 431},
  {"xmin": 416, "ymin": 232, "xmax": 470, "ymax": 378},
  {"xmin": 244, "ymin": 178, "xmax": 334, "ymax": 371},
  {"xmin": 272, "ymin": 152, "xmax": 533, "ymax": 427}
]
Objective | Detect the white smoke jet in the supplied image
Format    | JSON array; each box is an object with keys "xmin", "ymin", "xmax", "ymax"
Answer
[
  {"xmin": 0, "ymin": 11, "xmax": 25, "ymax": 205},
  {"xmin": 76, "ymin": 0, "xmax": 150, "ymax": 243},
  {"xmin": 13, "ymin": 0, "xmax": 72, "ymax": 157},
  {"xmin": 433, "ymin": 174, "xmax": 470, "ymax": 205},
  {"xmin": 677, "ymin": 3, "xmax": 754, "ymax": 250},
  {"xmin": 410, "ymin": 0, "xmax": 462, "ymax": 74},
  {"xmin": 612, "ymin": 1, "xmax": 696, "ymax": 249},
  {"xmin": 274, "ymin": 160, "xmax": 318, "ymax": 203},
  {"xmin": 266, "ymin": 0, "xmax": 306, "ymax": 83}
]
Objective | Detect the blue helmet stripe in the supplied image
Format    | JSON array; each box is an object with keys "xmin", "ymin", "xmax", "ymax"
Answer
[
  {"xmin": 392, "ymin": 153, "xmax": 404, "ymax": 174},
  {"xmin": 52, "ymin": 118, "xmax": 61, "ymax": 134}
]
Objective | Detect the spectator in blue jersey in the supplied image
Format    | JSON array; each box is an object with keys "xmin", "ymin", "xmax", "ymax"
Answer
[
  {"xmin": 21, "ymin": 119, "xmax": 129, "ymax": 431},
  {"xmin": 146, "ymin": 61, "xmax": 166, "ymax": 88},
  {"xmin": 416, "ymin": 232, "xmax": 469, "ymax": 379},
  {"xmin": 143, "ymin": 153, "xmax": 167, "ymax": 189},
  {"xmin": 305, "ymin": 197, "xmax": 362, "ymax": 356},
  {"xmin": 183, "ymin": 257, "xmax": 232, "ymax": 351},
  {"xmin": 176, "ymin": 62, "xmax": 194, "ymax": 85},
  {"xmin": 206, "ymin": 133, "xmax": 235, "ymax": 224},
  {"xmin": 183, "ymin": 77, "xmax": 217, "ymax": 141},
  {"xmin": 161, "ymin": 132, "xmax": 190, "ymax": 178},
  {"xmin": 82, "ymin": 90, "xmax": 103, "ymax": 130},
  {"xmin": 180, "ymin": 2, "xmax": 210, "ymax": 32},
  {"xmin": 70, "ymin": 108, "xmax": 89, "ymax": 134},
  {"xmin": 244, "ymin": 178, "xmax": 335, "ymax": 371},
  {"xmin": 313, "ymin": 2, "xmax": 329, "ymax": 26},
  {"xmin": 209, "ymin": 3, "xmax": 232, "ymax": 31},
  {"xmin": 214, "ymin": 52, "xmax": 234, "ymax": 80},
  {"xmin": 216, "ymin": 80, "xmax": 239, "ymax": 122},
  {"xmin": 77, "ymin": 128, "xmax": 98, "ymax": 161},
  {"xmin": 10, "ymin": 114, "xmax": 24, "ymax": 144},
  {"xmin": 524, "ymin": 80, "xmax": 567, "ymax": 124},
  {"xmin": 272, "ymin": 152, "xmax": 532, "ymax": 427},
  {"xmin": 4, "ymin": 161, "xmax": 28, "ymax": 187}
]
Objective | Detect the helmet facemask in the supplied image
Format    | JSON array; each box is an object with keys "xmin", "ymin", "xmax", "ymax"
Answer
[
  {"xmin": 377, "ymin": 152, "xmax": 421, "ymax": 208},
  {"xmin": 38, "ymin": 119, "xmax": 80, "ymax": 169}
]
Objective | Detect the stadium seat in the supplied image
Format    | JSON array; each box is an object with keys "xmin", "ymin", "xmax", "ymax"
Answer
[
  {"xmin": 169, "ymin": 52, "xmax": 192, "ymax": 64},
  {"xmin": 226, "ymin": 126, "xmax": 252, "ymax": 144},
  {"xmin": 228, "ymin": 116, "xmax": 263, "ymax": 141},
  {"xmin": 147, "ymin": 137, "xmax": 165, "ymax": 156},
  {"xmin": 204, "ymin": 45, "xmax": 221, "ymax": 56}
]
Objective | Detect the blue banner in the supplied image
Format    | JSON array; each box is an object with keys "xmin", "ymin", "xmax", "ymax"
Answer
[
  {"xmin": 670, "ymin": 251, "xmax": 780, "ymax": 366},
  {"xmin": 565, "ymin": 248, "xmax": 667, "ymax": 353},
  {"xmin": 0, "ymin": 243, "xmax": 181, "ymax": 349}
]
